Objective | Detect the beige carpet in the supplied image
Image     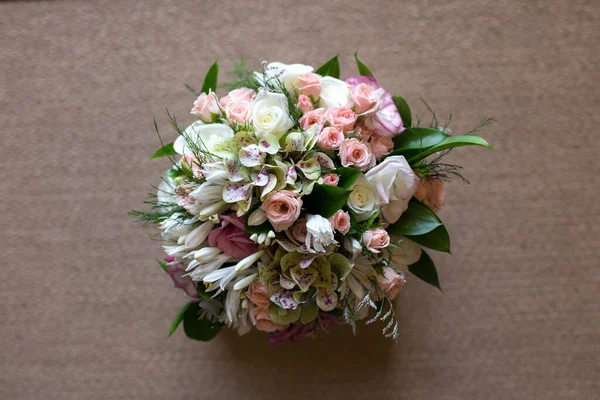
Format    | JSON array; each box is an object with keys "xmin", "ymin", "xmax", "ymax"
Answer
[{"xmin": 1, "ymin": 0, "xmax": 598, "ymax": 399}]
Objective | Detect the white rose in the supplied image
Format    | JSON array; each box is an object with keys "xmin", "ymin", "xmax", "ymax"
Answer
[
  {"xmin": 318, "ymin": 76, "xmax": 350, "ymax": 108},
  {"xmin": 390, "ymin": 236, "xmax": 422, "ymax": 266},
  {"xmin": 347, "ymin": 174, "xmax": 380, "ymax": 222},
  {"xmin": 173, "ymin": 121, "xmax": 234, "ymax": 158},
  {"xmin": 252, "ymin": 89, "xmax": 294, "ymax": 140},
  {"xmin": 364, "ymin": 156, "xmax": 420, "ymax": 224},
  {"xmin": 256, "ymin": 62, "xmax": 314, "ymax": 90}
]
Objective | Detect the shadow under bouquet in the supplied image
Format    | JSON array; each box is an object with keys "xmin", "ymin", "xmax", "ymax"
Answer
[{"xmin": 132, "ymin": 55, "xmax": 492, "ymax": 343}]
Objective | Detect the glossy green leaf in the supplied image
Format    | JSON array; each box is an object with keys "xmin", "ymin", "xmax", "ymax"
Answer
[
  {"xmin": 407, "ymin": 135, "xmax": 493, "ymax": 164},
  {"xmin": 392, "ymin": 127, "xmax": 447, "ymax": 152},
  {"xmin": 201, "ymin": 60, "xmax": 219, "ymax": 94},
  {"xmin": 157, "ymin": 260, "xmax": 169, "ymax": 273},
  {"xmin": 335, "ymin": 167, "xmax": 361, "ymax": 189},
  {"xmin": 408, "ymin": 250, "xmax": 442, "ymax": 291},
  {"xmin": 387, "ymin": 200, "xmax": 443, "ymax": 236},
  {"xmin": 168, "ymin": 303, "xmax": 190, "ymax": 337},
  {"xmin": 303, "ymin": 184, "xmax": 352, "ymax": 218},
  {"xmin": 354, "ymin": 52, "xmax": 374, "ymax": 77},
  {"xmin": 196, "ymin": 282, "xmax": 212, "ymax": 300},
  {"xmin": 183, "ymin": 302, "xmax": 223, "ymax": 341},
  {"xmin": 315, "ymin": 56, "xmax": 340, "ymax": 79},
  {"xmin": 393, "ymin": 96, "xmax": 412, "ymax": 128},
  {"xmin": 405, "ymin": 225, "xmax": 451, "ymax": 254},
  {"xmin": 151, "ymin": 142, "xmax": 176, "ymax": 159}
]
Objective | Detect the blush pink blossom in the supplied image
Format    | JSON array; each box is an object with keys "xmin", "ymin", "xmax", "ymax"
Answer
[
  {"xmin": 191, "ymin": 91, "xmax": 220, "ymax": 122},
  {"xmin": 377, "ymin": 267, "xmax": 405, "ymax": 300},
  {"xmin": 362, "ymin": 228, "xmax": 390, "ymax": 253},
  {"xmin": 339, "ymin": 138, "xmax": 375, "ymax": 170},
  {"xmin": 208, "ymin": 214, "xmax": 258, "ymax": 259},
  {"xmin": 296, "ymin": 94, "xmax": 314, "ymax": 113},
  {"xmin": 316, "ymin": 126, "xmax": 344, "ymax": 150},
  {"xmin": 369, "ymin": 135, "xmax": 394, "ymax": 159},
  {"xmin": 324, "ymin": 106, "xmax": 358, "ymax": 133},
  {"xmin": 346, "ymin": 76, "xmax": 403, "ymax": 137},
  {"xmin": 298, "ymin": 72, "xmax": 322, "ymax": 100},
  {"xmin": 219, "ymin": 87, "xmax": 255, "ymax": 108},
  {"xmin": 261, "ymin": 191, "xmax": 303, "ymax": 232},
  {"xmin": 225, "ymin": 100, "xmax": 252, "ymax": 124},
  {"xmin": 291, "ymin": 220, "xmax": 308, "ymax": 243},
  {"xmin": 415, "ymin": 178, "xmax": 446, "ymax": 212},
  {"xmin": 180, "ymin": 154, "xmax": 203, "ymax": 178},
  {"xmin": 298, "ymin": 108, "xmax": 325, "ymax": 131},
  {"xmin": 330, "ymin": 210, "xmax": 351, "ymax": 234},
  {"xmin": 252, "ymin": 307, "xmax": 287, "ymax": 333},
  {"xmin": 322, "ymin": 173, "xmax": 339, "ymax": 186},
  {"xmin": 246, "ymin": 278, "xmax": 271, "ymax": 309},
  {"xmin": 349, "ymin": 83, "xmax": 380, "ymax": 115}
]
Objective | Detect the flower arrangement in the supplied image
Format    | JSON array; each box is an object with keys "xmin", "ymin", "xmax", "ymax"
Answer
[{"xmin": 132, "ymin": 55, "xmax": 492, "ymax": 343}]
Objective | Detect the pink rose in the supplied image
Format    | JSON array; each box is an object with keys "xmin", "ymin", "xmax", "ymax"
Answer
[
  {"xmin": 298, "ymin": 72, "xmax": 322, "ymax": 100},
  {"xmin": 339, "ymin": 138, "xmax": 375, "ymax": 170},
  {"xmin": 362, "ymin": 228, "xmax": 390, "ymax": 253},
  {"xmin": 225, "ymin": 100, "xmax": 252, "ymax": 124},
  {"xmin": 322, "ymin": 173, "xmax": 339, "ymax": 186},
  {"xmin": 252, "ymin": 307, "xmax": 287, "ymax": 333},
  {"xmin": 208, "ymin": 214, "xmax": 258, "ymax": 259},
  {"xmin": 329, "ymin": 210, "xmax": 350, "ymax": 234},
  {"xmin": 296, "ymin": 94, "xmax": 314, "ymax": 113},
  {"xmin": 316, "ymin": 126, "xmax": 344, "ymax": 150},
  {"xmin": 415, "ymin": 178, "xmax": 446, "ymax": 212},
  {"xmin": 290, "ymin": 220, "xmax": 307, "ymax": 243},
  {"xmin": 369, "ymin": 135, "xmax": 394, "ymax": 159},
  {"xmin": 346, "ymin": 76, "xmax": 403, "ymax": 137},
  {"xmin": 298, "ymin": 108, "xmax": 325, "ymax": 131},
  {"xmin": 191, "ymin": 91, "xmax": 220, "ymax": 122},
  {"xmin": 324, "ymin": 106, "xmax": 357, "ymax": 133},
  {"xmin": 261, "ymin": 191, "xmax": 302, "ymax": 232},
  {"xmin": 220, "ymin": 87, "xmax": 255, "ymax": 108},
  {"xmin": 246, "ymin": 278, "xmax": 271, "ymax": 309},
  {"xmin": 349, "ymin": 83, "xmax": 380, "ymax": 115},
  {"xmin": 377, "ymin": 267, "xmax": 405, "ymax": 300}
]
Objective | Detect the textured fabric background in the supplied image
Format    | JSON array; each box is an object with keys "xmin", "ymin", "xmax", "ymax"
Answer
[{"xmin": 1, "ymin": 1, "xmax": 598, "ymax": 399}]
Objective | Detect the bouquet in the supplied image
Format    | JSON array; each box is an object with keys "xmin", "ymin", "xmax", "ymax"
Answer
[{"xmin": 132, "ymin": 55, "xmax": 492, "ymax": 343}]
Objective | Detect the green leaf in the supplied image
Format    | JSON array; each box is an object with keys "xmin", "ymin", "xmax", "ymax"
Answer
[
  {"xmin": 407, "ymin": 135, "xmax": 493, "ymax": 165},
  {"xmin": 405, "ymin": 225, "xmax": 451, "ymax": 254},
  {"xmin": 157, "ymin": 260, "xmax": 169, "ymax": 273},
  {"xmin": 168, "ymin": 303, "xmax": 190, "ymax": 337},
  {"xmin": 183, "ymin": 302, "xmax": 223, "ymax": 341},
  {"xmin": 391, "ymin": 127, "xmax": 448, "ymax": 160},
  {"xmin": 315, "ymin": 56, "xmax": 340, "ymax": 79},
  {"xmin": 303, "ymin": 184, "xmax": 352, "ymax": 218},
  {"xmin": 393, "ymin": 95, "xmax": 412, "ymax": 127},
  {"xmin": 354, "ymin": 52, "xmax": 374, "ymax": 77},
  {"xmin": 335, "ymin": 167, "xmax": 361, "ymax": 189},
  {"xmin": 201, "ymin": 60, "xmax": 219, "ymax": 94},
  {"xmin": 196, "ymin": 282, "xmax": 212, "ymax": 300},
  {"xmin": 387, "ymin": 200, "xmax": 443, "ymax": 236},
  {"xmin": 408, "ymin": 250, "xmax": 442, "ymax": 291},
  {"xmin": 151, "ymin": 142, "xmax": 177, "ymax": 159}
]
